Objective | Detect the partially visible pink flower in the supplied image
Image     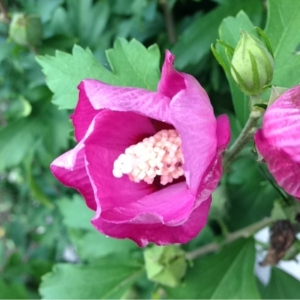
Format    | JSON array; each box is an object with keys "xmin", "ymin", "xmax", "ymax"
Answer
[
  {"xmin": 50, "ymin": 50, "xmax": 230, "ymax": 246},
  {"xmin": 255, "ymin": 85, "xmax": 300, "ymax": 199}
]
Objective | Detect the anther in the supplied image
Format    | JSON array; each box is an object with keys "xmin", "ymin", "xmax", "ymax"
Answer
[{"xmin": 112, "ymin": 129, "xmax": 184, "ymax": 185}]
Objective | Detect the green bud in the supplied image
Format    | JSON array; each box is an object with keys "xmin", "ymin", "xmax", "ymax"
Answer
[
  {"xmin": 230, "ymin": 31, "xmax": 274, "ymax": 96},
  {"xmin": 144, "ymin": 245, "xmax": 187, "ymax": 287},
  {"xmin": 9, "ymin": 13, "xmax": 42, "ymax": 47}
]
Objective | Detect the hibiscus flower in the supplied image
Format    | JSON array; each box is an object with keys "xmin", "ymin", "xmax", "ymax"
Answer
[{"xmin": 50, "ymin": 50, "xmax": 230, "ymax": 246}]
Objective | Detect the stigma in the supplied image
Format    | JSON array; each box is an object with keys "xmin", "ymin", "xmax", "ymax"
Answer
[{"xmin": 112, "ymin": 129, "xmax": 184, "ymax": 185}]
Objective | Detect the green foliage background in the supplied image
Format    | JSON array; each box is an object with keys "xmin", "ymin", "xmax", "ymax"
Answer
[{"xmin": 0, "ymin": 0, "xmax": 300, "ymax": 299}]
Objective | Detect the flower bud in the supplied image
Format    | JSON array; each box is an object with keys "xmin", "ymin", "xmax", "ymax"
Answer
[
  {"xmin": 9, "ymin": 13, "xmax": 42, "ymax": 47},
  {"xmin": 144, "ymin": 245, "xmax": 187, "ymax": 287},
  {"xmin": 230, "ymin": 31, "xmax": 274, "ymax": 96}
]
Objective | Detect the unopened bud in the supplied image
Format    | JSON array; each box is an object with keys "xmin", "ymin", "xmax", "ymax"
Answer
[
  {"xmin": 144, "ymin": 245, "xmax": 187, "ymax": 287},
  {"xmin": 9, "ymin": 13, "xmax": 42, "ymax": 47},
  {"xmin": 230, "ymin": 31, "xmax": 274, "ymax": 96}
]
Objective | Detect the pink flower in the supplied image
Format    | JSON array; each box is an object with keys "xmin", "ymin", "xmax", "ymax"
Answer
[
  {"xmin": 255, "ymin": 85, "xmax": 300, "ymax": 200},
  {"xmin": 50, "ymin": 50, "xmax": 230, "ymax": 246}
]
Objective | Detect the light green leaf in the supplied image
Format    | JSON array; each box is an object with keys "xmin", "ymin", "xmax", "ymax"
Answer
[
  {"xmin": 172, "ymin": 0, "xmax": 263, "ymax": 70},
  {"xmin": 24, "ymin": 0, "xmax": 64, "ymax": 23},
  {"xmin": 58, "ymin": 195, "xmax": 137, "ymax": 260},
  {"xmin": 71, "ymin": 230, "xmax": 137, "ymax": 261},
  {"xmin": 57, "ymin": 195, "xmax": 94, "ymax": 231},
  {"xmin": 39, "ymin": 254, "xmax": 144, "ymax": 299},
  {"xmin": 36, "ymin": 39, "xmax": 160, "ymax": 109},
  {"xmin": 265, "ymin": 0, "xmax": 300, "ymax": 87},
  {"xmin": 165, "ymin": 238, "xmax": 260, "ymax": 299},
  {"xmin": 258, "ymin": 267, "xmax": 300, "ymax": 299}
]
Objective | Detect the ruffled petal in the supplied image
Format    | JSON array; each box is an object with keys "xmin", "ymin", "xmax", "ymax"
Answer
[
  {"xmin": 91, "ymin": 196, "xmax": 212, "ymax": 247},
  {"xmin": 78, "ymin": 79, "xmax": 172, "ymax": 124},
  {"xmin": 170, "ymin": 74, "xmax": 217, "ymax": 195},
  {"xmin": 70, "ymin": 88, "xmax": 99, "ymax": 142},
  {"xmin": 157, "ymin": 50, "xmax": 186, "ymax": 98},
  {"xmin": 262, "ymin": 85, "xmax": 300, "ymax": 162},
  {"xmin": 255, "ymin": 130, "xmax": 300, "ymax": 198},
  {"xmin": 50, "ymin": 146, "xmax": 96, "ymax": 211},
  {"xmin": 84, "ymin": 110, "xmax": 156, "ymax": 212},
  {"xmin": 101, "ymin": 182, "xmax": 195, "ymax": 226},
  {"xmin": 194, "ymin": 115, "xmax": 229, "ymax": 204}
]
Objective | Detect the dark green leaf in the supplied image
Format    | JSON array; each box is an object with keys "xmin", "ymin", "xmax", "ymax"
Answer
[
  {"xmin": 226, "ymin": 156, "xmax": 278, "ymax": 231},
  {"xmin": 172, "ymin": 0, "xmax": 263, "ymax": 70},
  {"xmin": 258, "ymin": 267, "xmax": 300, "ymax": 299},
  {"xmin": 0, "ymin": 118, "xmax": 36, "ymax": 171},
  {"xmin": 0, "ymin": 101, "xmax": 70, "ymax": 171},
  {"xmin": 166, "ymin": 238, "xmax": 260, "ymax": 299},
  {"xmin": 0, "ymin": 280, "xmax": 28, "ymax": 299}
]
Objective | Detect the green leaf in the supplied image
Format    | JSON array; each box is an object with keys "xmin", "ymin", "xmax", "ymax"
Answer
[
  {"xmin": 39, "ymin": 254, "xmax": 144, "ymax": 299},
  {"xmin": 57, "ymin": 195, "xmax": 94, "ymax": 231},
  {"xmin": 0, "ymin": 118, "xmax": 37, "ymax": 171},
  {"xmin": 36, "ymin": 39, "xmax": 160, "ymax": 109},
  {"xmin": 24, "ymin": 0, "xmax": 64, "ymax": 23},
  {"xmin": 70, "ymin": 230, "xmax": 137, "ymax": 261},
  {"xmin": 58, "ymin": 195, "xmax": 137, "ymax": 260},
  {"xmin": 165, "ymin": 238, "xmax": 260, "ymax": 299},
  {"xmin": 172, "ymin": 0, "xmax": 263, "ymax": 70},
  {"xmin": 225, "ymin": 156, "xmax": 278, "ymax": 231},
  {"xmin": 64, "ymin": 0, "xmax": 110, "ymax": 49},
  {"xmin": 0, "ymin": 101, "xmax": 70, "ymax": 171},
  {"xmin": 265, "ymin": 0, "xmax": 300, "ymax": 87},
  {"xmin": 258, "ymin": 267, "xmax": 300, "ymax": 299},
  {"xmin": 216, "ymin": 11, "xmax": 259, "ymax": 126},
  {"xmin": 0, "ymin": 280, "xmax": 28, "ymax": 299}
]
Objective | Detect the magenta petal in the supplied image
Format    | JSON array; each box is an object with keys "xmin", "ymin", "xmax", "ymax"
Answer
[
  {"xmin": 216, "ymin": 114, "xmax": 231, "ymax": 149},
  {"xmin": 50, "ymin": 147, "xmax": 96, "ymax": 211},
  {"xmin": 255, "ymin": 130, "xmax": 300, "ymax": 198},
  {"xmin": 84, "ymin": 110, "xmax": 156, "ymax": 212},
  {"xmin": 101, "ymin": 182, "xmax": 195, "ymax": 226},
  {"xmin": 71, "ymin": 87, "xmax": 99, "ymax": 142},
  {"xmin": 261, "ymin": 86, "xmax": 300, "ymax": 162},
  {"xmin": 157, "ymin": 50, "xmax": 186, "ymax": 98},
  {"xmin": 78, "ymin": 79, "xmax": 172, "ymax": 123},
  {"xmin": 92, "ymin": 196, "xmax": 212, "ymax": 247},
  {"xmin": 170, "ymin": 74, "xmax": 217, "ymax": 195}
]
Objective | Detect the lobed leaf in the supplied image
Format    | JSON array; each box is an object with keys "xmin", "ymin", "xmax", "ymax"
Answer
[
  {"xmin": 36, "ymin": 39, "xmax": 160, "ymax": 109},
  {"xmin": 39, "ymin": 254, "xmax": 144, "ymax": 299}
]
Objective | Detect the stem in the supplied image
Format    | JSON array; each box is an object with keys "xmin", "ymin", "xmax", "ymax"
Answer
[
  {"xmin": 223, "ymin": 108, "xmax": 263, "ymax": 171},
  {"xmin": 160, "ymin": 0, "xmax": 177, "ymax": 44},
  {"xmin": 0, "ymin": 0, "xmax": 9, "ymax": 22},
  {"xmin": 186, "ymin": 217, "xmax": 272, "ymax": 260}
]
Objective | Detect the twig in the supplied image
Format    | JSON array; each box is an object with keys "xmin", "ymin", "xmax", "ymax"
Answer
[
  {"xmin": 160, "ymin": 0, "xmax": 177, "ymax": 44},
  {"xmin": 223, "ymin": 108, "xmax": 263, "ymax": 171},
  {"xmin": 186, "ymin": 217, "xmax": 273, "ymax": 260}
]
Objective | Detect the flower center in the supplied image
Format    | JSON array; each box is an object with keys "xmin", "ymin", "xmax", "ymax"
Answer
[{"xmin": 112, "ymin": 129, "xmax": 184, "ymax": 185}]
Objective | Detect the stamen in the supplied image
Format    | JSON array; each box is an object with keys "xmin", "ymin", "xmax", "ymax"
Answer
[{"xmin": 112, "ymin": 129, "xmax": 184, "ymax": 185}]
